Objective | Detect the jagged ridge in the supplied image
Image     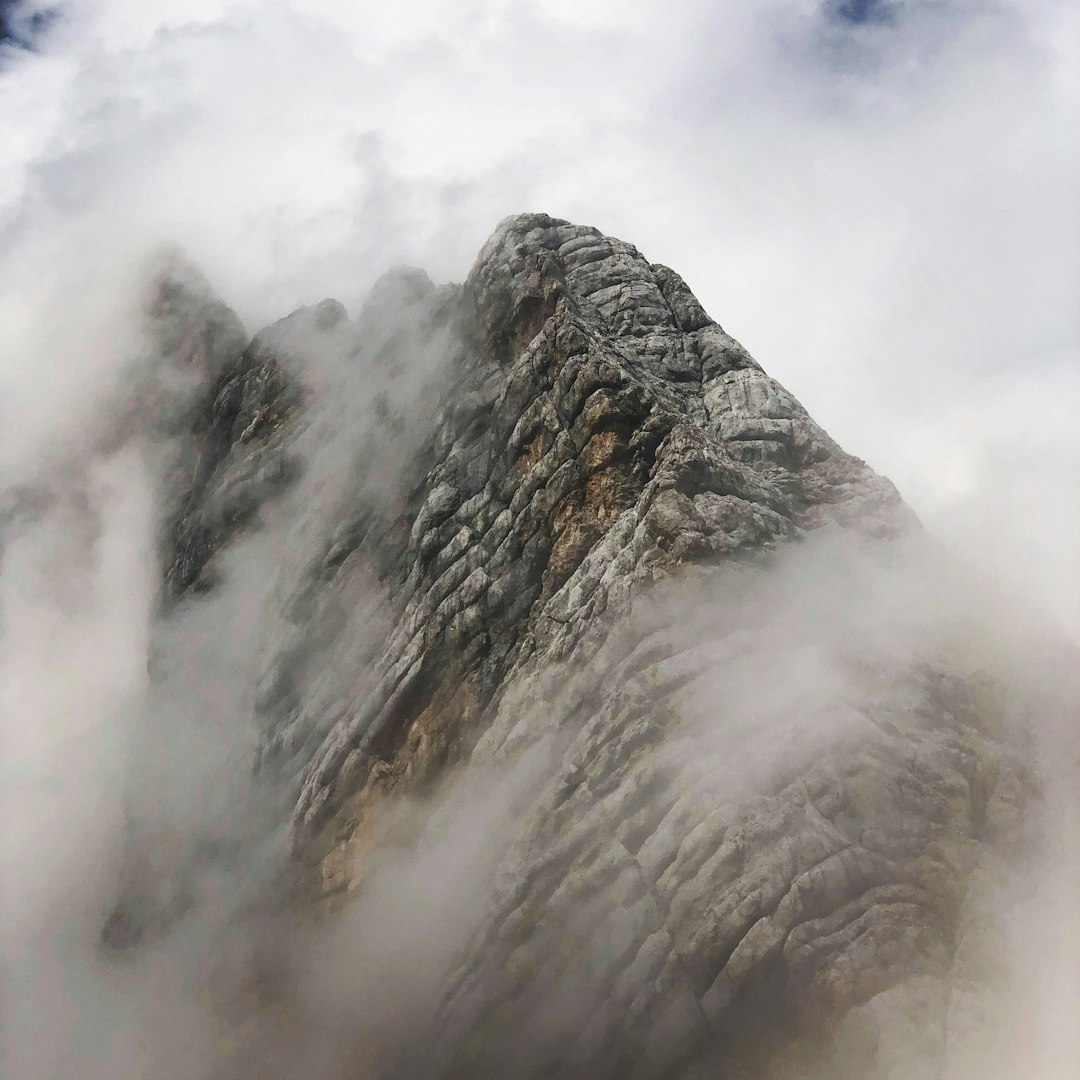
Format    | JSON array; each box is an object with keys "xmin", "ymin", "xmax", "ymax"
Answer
[{"xmin": 148, "ymin": 214, "xmax": 1029, "ymax": 1078}]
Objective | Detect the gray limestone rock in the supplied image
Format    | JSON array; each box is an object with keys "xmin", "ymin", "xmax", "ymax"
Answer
[{"xmin": 112, "ymin": 214, "xmax": 1069, "ymax": 1077}]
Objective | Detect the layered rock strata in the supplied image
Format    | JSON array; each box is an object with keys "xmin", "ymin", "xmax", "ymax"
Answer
[{"xmin": 148, "ymin": 214, "xmax": 1037, "ymax": 1077}]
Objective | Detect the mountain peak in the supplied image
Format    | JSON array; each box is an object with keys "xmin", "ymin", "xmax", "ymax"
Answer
[{"xmin": 100, "ymin": 215, "xmax": 1042, "ymax": 1080}]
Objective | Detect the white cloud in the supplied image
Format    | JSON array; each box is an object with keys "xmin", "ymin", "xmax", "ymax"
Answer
[{"xmin": 0, "ymin": 1, "xmax": 1076, "ymax": 1074}]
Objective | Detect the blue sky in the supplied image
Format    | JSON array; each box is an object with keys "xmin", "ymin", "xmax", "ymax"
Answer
[
  {"xmin": 0, "ymin": 0, "xmax": 56, "ymax": 49},
  {"xmin": 830, "ymin": 0, "xmax": 894, "ymax": 24}
]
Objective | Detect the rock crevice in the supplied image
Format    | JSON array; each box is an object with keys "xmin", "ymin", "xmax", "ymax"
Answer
[{"xmin": 146, "ymin": 213, "xmax": 1041, "ymax": 1079}]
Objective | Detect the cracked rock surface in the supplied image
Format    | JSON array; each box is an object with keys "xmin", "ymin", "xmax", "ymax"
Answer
[
  {"xmin": 150, "ymin": 214, "xmax": 1049, "ymax": 1077},
  {"xmin": 283, "ymin": 214, "xmax": 912, "ymax": 863}
]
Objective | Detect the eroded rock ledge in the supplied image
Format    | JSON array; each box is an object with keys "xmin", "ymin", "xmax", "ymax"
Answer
[
  {"xmin": 150, "ymin": 214, "xmax": 1037, "ymax": 1078},
  {"xmin": 282, "ymin": 214, "xmax": 910, "ymax": 860}
]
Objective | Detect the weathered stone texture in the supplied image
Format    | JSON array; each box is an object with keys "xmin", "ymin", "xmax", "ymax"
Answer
[
  {"xmin": 284, "ymin": 215, "xmax": 911, "ymax": 873},
  {"xmin": 146, "ymin": 214, "xmax": 1043, "ymax": 1078}
]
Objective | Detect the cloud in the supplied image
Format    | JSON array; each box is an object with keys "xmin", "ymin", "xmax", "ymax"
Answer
[
  {"xmin": 0, "ymin": 1, "xmax": 1076, "ymax": 1077},
  {"xmin": 0, "ymin": 1, "xmax": 58, "ymax": 51}
]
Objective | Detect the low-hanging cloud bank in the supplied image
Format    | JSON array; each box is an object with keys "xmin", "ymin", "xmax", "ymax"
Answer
[{"xmin": 0, "ymin": 1, "xmax": 1077, "ymax": 1078}]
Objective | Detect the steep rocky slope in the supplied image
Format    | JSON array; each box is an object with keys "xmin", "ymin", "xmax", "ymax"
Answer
[{"xmin": 126, "ymin": 214, "xmax": 1046, "ymax": 1077}]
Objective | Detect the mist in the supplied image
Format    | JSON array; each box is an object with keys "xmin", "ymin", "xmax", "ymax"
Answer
[{"xmin": 1, "ymin": 1, "xmax": 1077, "ymax": 1078}]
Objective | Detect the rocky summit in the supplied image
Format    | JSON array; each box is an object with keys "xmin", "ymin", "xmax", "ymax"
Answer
[{"xmin": 106, "ymin": 214, "xmax": 1054, "ymax": 1078}]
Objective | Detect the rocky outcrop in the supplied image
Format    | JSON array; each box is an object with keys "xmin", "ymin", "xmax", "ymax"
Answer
[
  {"xmin": 140, "ymin": 214, "xmax": 1042, "ymax": 1077},
  {"xmin": 282, "ymin": 215, "xmax": 911, "ymax": 865}
]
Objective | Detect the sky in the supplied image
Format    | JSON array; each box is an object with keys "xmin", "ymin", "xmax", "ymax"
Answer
[{"xmin": 0, "ymin": 0, "xmax": 1077, "ymax": 639}]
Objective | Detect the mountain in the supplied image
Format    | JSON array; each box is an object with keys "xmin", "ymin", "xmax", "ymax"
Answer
[{"xmin": 100, "ymin": 214, "xmax": 1062, "ymax": 1078}]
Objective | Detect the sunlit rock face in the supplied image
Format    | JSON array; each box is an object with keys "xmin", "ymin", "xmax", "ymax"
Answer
[{"xmin": 129, "ymin": 215, "xmax": 1054, "ymax": 1078}]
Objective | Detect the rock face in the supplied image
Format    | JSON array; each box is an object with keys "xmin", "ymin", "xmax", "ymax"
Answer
[
  {"xmin": 146, "ymin": 214, "xmax": 1040, "ymax": 1077},
  {"xmin": 286, "ymin": 214, "xmax": 910, "ymax": 860}
]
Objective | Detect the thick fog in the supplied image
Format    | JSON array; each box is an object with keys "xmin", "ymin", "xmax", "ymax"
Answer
[{"xmin": 1, "ymin": 1, "xmax": 1077, "ymax": 1078}]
